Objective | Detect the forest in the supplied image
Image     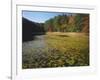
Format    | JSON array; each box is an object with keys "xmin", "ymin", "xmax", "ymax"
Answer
[{"xmin": 44, "ymin": 13, "xmax": 89, "ymax": 33}]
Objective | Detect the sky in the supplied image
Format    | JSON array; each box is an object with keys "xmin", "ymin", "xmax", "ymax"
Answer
[{"xmin": 22, "ymin": 11, "xmax": 68, "ymax": 23}]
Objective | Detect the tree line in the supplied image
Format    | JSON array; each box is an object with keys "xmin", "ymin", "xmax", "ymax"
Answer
[{"xmin": 44, "ymin": 13, "xmax": 89, "ymax": 33}]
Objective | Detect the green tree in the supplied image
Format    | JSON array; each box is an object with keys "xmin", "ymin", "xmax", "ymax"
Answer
[{"xmin": 75, "ymin": 14, "xmax": 83, "ymax": 32}]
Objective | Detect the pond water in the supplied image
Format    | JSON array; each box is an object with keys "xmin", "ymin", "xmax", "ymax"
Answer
[{"xmin": 22, "ymin": 35, "xmax": 46, "ymax": 53}]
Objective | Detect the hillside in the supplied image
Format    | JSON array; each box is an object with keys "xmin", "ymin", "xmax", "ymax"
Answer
[
  {"xmin": 44, "ymin": 14, "xmax": 89, "ymax": 33},
  {"xmin": 22, "ymin": 17, "xmax": 45, "ymax": 42}
]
